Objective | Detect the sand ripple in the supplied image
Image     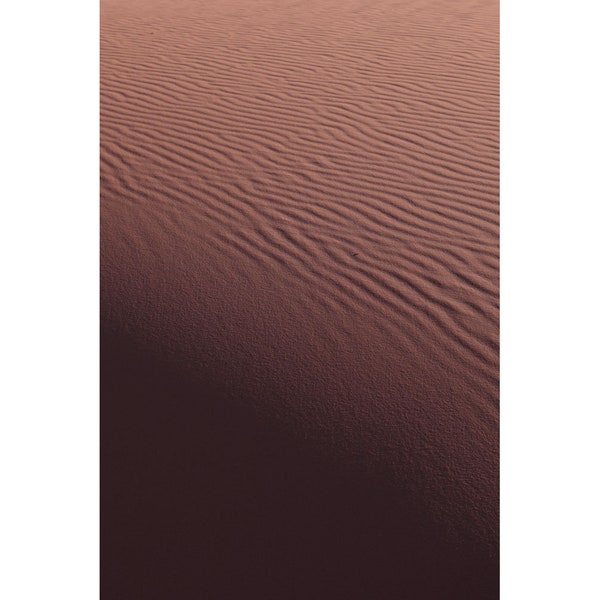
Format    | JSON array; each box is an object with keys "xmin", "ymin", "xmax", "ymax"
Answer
[{"xmin": 101, "ymin": 0, "xmax": 499, "ymax": 597}]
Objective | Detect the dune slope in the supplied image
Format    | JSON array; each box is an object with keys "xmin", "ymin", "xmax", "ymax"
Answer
[{"xmin": 101, "ymin": 0, "xmax": 498, "ymax": 598}]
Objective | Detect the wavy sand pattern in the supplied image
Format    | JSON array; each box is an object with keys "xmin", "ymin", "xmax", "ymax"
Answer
[{"xmin": 101, "ymin": 0, "xmax": 498, "ymax": 597}]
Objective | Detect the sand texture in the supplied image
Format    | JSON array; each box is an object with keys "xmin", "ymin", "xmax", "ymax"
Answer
[{"xmin": 101, "ymin": 0, "xmax": 498, "ymax": 597}]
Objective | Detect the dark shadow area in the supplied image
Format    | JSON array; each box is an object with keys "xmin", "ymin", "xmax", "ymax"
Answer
[{"xmin": 101, "ymin": 328, "xmax": 497, "ymax": 599}]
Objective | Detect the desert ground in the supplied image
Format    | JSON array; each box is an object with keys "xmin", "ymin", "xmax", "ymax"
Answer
[{"xmin": 101, "ymin": 0, "xmax": 498, "ymax": 597}]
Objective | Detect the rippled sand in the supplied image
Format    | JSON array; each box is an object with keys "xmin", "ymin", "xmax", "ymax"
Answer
[{"xmin": 101, "ymin": 0, "xmax": 498, "ymax": 597}]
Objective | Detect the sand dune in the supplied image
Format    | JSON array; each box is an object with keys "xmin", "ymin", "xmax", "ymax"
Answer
[{"xmin": 101, "ymin": 0, "xmax": 498, "ymax": 597}]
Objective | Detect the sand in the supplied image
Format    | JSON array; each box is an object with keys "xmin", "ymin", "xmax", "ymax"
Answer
[{"xmin": 101, "ymin": 0, "xmax": 498, "ymax": 597}]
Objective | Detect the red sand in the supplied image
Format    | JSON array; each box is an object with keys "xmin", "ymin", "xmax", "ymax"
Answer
[{"xmin": 101, "ymin": 0, "xmax": 498, "ymax": 597}]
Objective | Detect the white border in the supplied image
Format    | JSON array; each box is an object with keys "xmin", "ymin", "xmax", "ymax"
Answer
[
  {"xmin": 501, "ymin": 0, "xmax": 599, "ymax": 597},
  {"xmin": 1, "ymin": 1, "xmax": 99, "ymax": 598}
]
